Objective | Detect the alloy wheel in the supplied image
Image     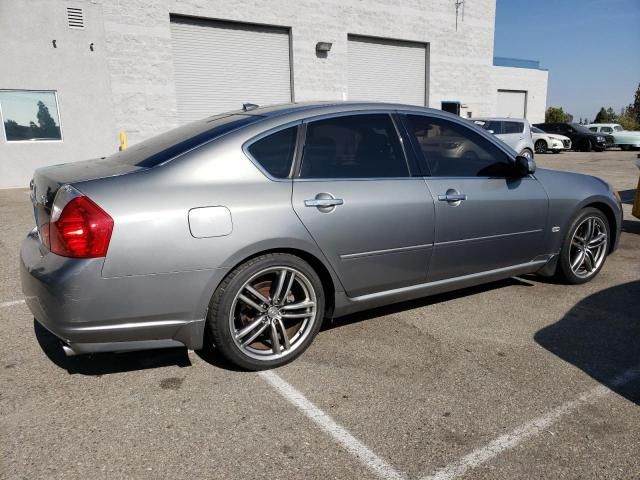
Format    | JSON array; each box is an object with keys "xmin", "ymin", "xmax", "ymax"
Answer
[
  {"xmin": 534, "ymin": 140, "xmax": 547, "ymax": 154},
  {"xmin": 569, "ymin": 216, "xmax": 608, "ymax": 279},
  {"xmin": 228, "ymin": 266, "xmax": 318, "ymax": 361},
  {"xmin": 520, "ymin": 149, "xmax": 533, "ymax": 160}
]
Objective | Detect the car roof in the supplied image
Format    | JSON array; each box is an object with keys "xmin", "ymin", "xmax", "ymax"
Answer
[
  {"xmin": 471, "ymin": 117, "xmax": 526, "ymax": 122},
  {"xmin": 585, "ymin": 123, "xmax": 619, "ymax": 127},
  {"xmin": 230, "ymin": 101, "xmax": 455, "ymax": 121}
]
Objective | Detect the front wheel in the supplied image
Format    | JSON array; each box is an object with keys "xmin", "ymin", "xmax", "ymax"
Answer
[
  {"xmin": 556, "ymin": 208, "xmax": 610, "ymax": 284},
  {"xmin": 207, "ymin": 253, "xmax": 325, "ymax": 370},
  {"xmin": 534, "ymin": 140, "xmax": 547, "ymax": 154},
  {"xmin": 582, "ymin": 139, "xmax": 593, "ymax": 152}
]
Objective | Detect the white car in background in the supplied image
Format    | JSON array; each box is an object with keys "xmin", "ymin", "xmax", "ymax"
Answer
[{"xmin": 531, "ymin": 126, "xmax": 571, "ymax": 154}]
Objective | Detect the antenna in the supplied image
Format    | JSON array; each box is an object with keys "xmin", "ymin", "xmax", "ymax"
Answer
[{"xmin": 455, "ymin": 0, "xmax": 465, "ymax": 31}]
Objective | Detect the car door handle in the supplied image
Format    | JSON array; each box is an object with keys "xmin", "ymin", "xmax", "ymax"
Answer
[
  {"xmin": 305, "ymin": 198, "xmax": 344, "ymax": 207},
  {"xmin": 438, "ymin": 193, "xmax": 467, "ymax": 202}
]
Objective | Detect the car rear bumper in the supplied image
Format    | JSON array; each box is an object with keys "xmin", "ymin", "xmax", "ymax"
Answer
[{"xmin": 20, "ymin": 228, "xmax": 227, "ymax": 354}]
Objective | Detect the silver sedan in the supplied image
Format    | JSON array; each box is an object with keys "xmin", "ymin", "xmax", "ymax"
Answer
[{"xmin": 21, "ymin": 102, "xmax": 623, "ymax": 370}]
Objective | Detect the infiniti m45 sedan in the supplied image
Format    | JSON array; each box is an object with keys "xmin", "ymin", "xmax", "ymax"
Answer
[{"xmin": 21, "ymin": 102, "xmax": 622, "ymax": 370}]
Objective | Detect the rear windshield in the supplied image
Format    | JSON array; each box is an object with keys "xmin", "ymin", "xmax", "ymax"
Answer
[{"xmin": 108, "ymin": 114, "xmax": 260, "ymax": 168}]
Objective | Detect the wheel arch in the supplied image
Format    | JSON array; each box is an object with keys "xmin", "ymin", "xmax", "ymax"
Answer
[
  {"xmin": 197, "ymin": 241, "xmax": 342, "ymax": 328},
  {"xmin": 228, "ymin": 247, "xmax": 338, "ymax": 318}
]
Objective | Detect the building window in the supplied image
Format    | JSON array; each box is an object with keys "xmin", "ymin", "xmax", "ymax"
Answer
[{"xmin": 0, "ymin": 90, "xmax": 62, "ymax": 142}]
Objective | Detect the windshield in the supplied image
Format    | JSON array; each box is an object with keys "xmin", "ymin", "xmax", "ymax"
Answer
[
  {"xmin": 614, "ymin": 125, "xmax": 624, "ymax": 132},
  {"xmin": 108, "ymin": 114, "xmax": 260, "ymax": 168},
  {"xmin": 570, "ymin": 123, "xmax": 592, "ymax": 134},
  {"xmin": 531, "ymin": 126, "xmax": 544, "ymax": 134}
]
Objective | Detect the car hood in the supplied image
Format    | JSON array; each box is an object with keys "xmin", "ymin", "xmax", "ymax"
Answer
[
  {"xmin": 535, "ymin": 168, "xmax": 610, "ymax": 195},
  {"xmin": 612, "ymin": 130, "xmax": 640, "ymax": 139},
  {"xmin": 545, "ymin": 133, "xmax": 570, "ymax": 141}
]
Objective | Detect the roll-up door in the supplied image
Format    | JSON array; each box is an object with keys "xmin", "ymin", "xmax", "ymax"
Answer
[
  {"xmin": 170, "ymin": 16, "xmax": 292, "ymax": 123},
  {"xmin": 348, "ymin": 35, "xmax": 427, "ymax": 106}
]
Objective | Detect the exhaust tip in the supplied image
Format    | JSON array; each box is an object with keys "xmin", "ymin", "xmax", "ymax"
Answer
[{"xmin": 61, "ymin": 344, "xmax": 77, "ymax": 356}]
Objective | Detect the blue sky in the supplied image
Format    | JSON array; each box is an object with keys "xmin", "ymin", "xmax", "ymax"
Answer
[{"xmin": 494, "ymin": 0, "xmax": 640, "ymax": 122}]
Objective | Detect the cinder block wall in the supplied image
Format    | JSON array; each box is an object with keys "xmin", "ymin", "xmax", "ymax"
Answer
[
  {"xmin": 0, "ymin": 0, "xmax": 549, "ymax": 188},
  {"xmin": 101, "ymin": 0, "xmax": 498, "ymax": 144}
]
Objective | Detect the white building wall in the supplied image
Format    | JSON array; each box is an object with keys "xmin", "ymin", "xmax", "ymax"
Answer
[
  {"xmin": 0, "ymin": 1, "xmax": 117, "ymax": 188},
  {"xmin": 0, "ymin": 0, "xmax": 549, "ymax": 188},
  {"xmin": 491, "ymin": 66, "xmax": 549, "ymax": 124},
  {"xmin": 100, "ymin": 0, "xmax": 498, "ymax": 146}
]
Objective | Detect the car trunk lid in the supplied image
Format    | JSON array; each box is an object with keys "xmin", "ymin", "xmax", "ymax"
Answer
[{"xmin": 30, "ymin": 158, "xmax": 144, "ymax": 243}]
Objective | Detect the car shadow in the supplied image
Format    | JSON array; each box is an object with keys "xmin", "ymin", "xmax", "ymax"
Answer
[
  {"xmin": 34, "ymin": 319, "xmax": 192, "ymax": 376},
  {"xmin": 323, "ymin": 277, "xmax": 534, "ymax": 331},
  {"xmin": 534, "ymin": 280, "xmax": 640, "ymax": 404},
  {"xmin": 623, "ymin": 219, "xmax": 640, "ymax": 235},
  {"xmin": 618, "ymin": 189, "xmax": 636, "ymax": 205}
]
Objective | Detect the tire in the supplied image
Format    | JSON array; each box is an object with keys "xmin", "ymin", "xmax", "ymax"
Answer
[
  {"xmin": 206, "ymin": 253, "xmax": 325, "ymax": 370},
  {"xmin": 620, "ymin": 145, "xmax": 630, "ymax": 151},
  {"xmin": 556, "ymin": 207, "xmax": 610, "ymax": 284},
  {"xmin": 519, "ymin": 148, "xmax": 534, "ymax": 160},
  {"xmin": 582, "ymin": 139, "xmax": 593, "ymax": 152},
  {"xmin": 534, "ymin": 140, "xmax": 547, "ymax": 154}
]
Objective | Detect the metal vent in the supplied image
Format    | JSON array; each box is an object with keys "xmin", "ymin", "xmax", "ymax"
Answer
[{"xmin": 67, "ymin": 7, "xmax": 84, "ymax": 29}]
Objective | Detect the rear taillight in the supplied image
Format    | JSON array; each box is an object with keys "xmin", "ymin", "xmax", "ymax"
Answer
[{"xmin": 43, "ymin": 192, "xmax": 113, "ymax": 258}]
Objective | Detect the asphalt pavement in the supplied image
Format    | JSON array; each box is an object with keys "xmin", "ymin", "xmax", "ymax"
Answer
[{"xmin": 1, "ymin": 150, "xmax": 638, "ymax": 479}]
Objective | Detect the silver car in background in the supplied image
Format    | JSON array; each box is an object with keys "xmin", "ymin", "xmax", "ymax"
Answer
[
  {"xmin": 472, "ymin": 117, "xmax": 535, "ymax": 159},
  {"xmin": 21, "ymin": 102, "xmax": 622, "ymax": 370}
]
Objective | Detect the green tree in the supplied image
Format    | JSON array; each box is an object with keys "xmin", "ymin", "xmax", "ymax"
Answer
[
  {"xmin": 594, "ymin": 106, "xmax": 620, "ymax": 123},
  {"xmin": 629, "ymin": 82, "xmax": 640, "ymax": 125},
  {"xmin": 545, "ymin": 107, "xmax": 570, "ymax": 123},
  {"xmin": 617, "ymin": 113, "xmax": 639, "ymax": 130},
  {"xmin": 35, "ymin": 101, "xmax": 60, "ymax": 139}
]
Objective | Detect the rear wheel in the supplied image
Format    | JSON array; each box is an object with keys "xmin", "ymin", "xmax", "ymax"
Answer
[
  {"xmin": 534, "ymin": 140, "xmax": 547, "ymax": 154},
  {"xmin": 557, "ymin": 208, "xmax": 609, "ymax": 284},
  {"xmin": 519, "ymin": 148, "xmax": 534, "ymax": 160},
  {"xmin": 207, "ymin": 253, "xmax": 324, "ymax": 370}
]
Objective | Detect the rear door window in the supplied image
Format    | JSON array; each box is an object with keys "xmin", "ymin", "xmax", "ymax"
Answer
[
  {"xmin": 503, "ymin": 121, "xmax": 524, "ymax": 134},
  {"xmin": 247, "ymin": 126, "xmax": 298, "ymax": 178},
  {"xmin": 299, "ymin": 114, "xmax": 408, "ymax": 179}
]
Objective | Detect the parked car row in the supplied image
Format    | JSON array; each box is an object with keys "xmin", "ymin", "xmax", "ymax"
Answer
[
  {"xmin": 586, "ymin": 123, "xmax": 640, "ymax": 151},
  {"xmin": 534, "ymin": 122, "xmax": 614, "ymax": 152},
  {"xmin": 470, "ymin": 117, "xmax": 637, "ymax": 154}
]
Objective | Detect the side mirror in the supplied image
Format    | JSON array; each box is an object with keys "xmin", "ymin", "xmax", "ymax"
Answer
[{"xmin": 515, "ymin": 155, "xmax": 536, "ymax": 176}]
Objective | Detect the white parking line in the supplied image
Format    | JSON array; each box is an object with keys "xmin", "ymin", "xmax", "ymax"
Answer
[
  {"xmin": 0, "ymin": 299, "xmax": 25, "ymax": 308},
  {"xmin": 423, "ymin": 365, "xmax": 640, "ymax": 480},
  {"xmin": 258, "ymin": 370, "xmax": 405, "ymax": 480}
]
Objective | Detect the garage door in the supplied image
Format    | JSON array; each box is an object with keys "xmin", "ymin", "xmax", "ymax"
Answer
[
  {"xmin": 348, "ymin": 35, "xmax": 427, "ymax": 106},
  {"xmin": 496, "ymin": 90, "xmax": 527, "ymax": 118},
  {"xmin": 170, "ymin": 16, "xmax": 292, "ymax": 124}
]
